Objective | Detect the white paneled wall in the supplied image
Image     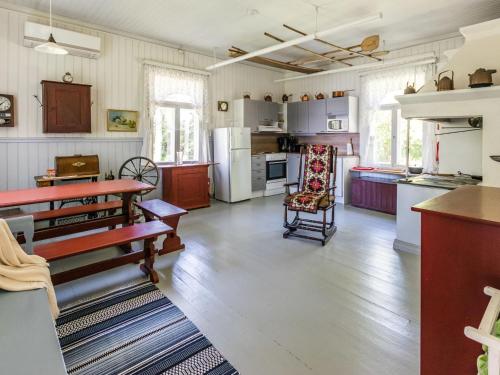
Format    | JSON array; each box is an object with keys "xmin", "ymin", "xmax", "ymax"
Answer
[
  {"xmin": 0, "ymin": 138, "xmax": 142, "ymax": 191},
  {"xmin": 283, "ymin": 37, "xmax": 465, "ymax": 101},
  {"xmin": 0, "ymin": 6, "xmax": 284, "ymax": 190}
]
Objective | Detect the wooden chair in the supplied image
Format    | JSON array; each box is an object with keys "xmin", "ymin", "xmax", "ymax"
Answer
[{"xmin": 283, "ymin": 145, "xmax": 338, "ymax": 246}]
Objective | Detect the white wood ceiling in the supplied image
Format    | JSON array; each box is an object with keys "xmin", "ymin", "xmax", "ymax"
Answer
[{"xmin": 4, "ymin": 0, "xmax": 500, "ymax": 60}]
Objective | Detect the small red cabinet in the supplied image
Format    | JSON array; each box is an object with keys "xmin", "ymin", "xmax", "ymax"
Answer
[
  {"xmin": 351, "ymin": 177, "xmax": 396, "ymax": 214},
  {"xmin": 42, "ymin": 80, "xmax": 91, "ymax": 133},
  {"xmin": 161, "ymin": 164, "xmax": 210, "ymax": 210}
]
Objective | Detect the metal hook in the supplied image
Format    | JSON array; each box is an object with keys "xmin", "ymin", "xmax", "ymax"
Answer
[{"xmin": 33, "ymin": 95, "xmax": 43, "ymax": 107}]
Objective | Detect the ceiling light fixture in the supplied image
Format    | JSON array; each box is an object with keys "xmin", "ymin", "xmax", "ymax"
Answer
[
  {"xmin": 206, "ymin": 13, "xmax": 382, "ymax": 70},
  {"xmin": 34, "ymin": 0, "xmax": 68, "ymax": 55}
]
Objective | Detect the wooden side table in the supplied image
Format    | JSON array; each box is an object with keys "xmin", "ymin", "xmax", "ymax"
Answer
[{"xmin": 135, "ymin": 199, "xmax": 188, "ymax": 255}]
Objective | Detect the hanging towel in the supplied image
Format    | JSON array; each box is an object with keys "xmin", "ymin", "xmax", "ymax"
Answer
[{"xmin": 0, "ymin": 219, "xmax": 59, "ymax": 319}]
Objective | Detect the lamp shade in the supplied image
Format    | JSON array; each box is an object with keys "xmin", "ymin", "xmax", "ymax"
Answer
[{"xmin": 34, "ymin": 33, "xmax": 68, "ymax": 55}]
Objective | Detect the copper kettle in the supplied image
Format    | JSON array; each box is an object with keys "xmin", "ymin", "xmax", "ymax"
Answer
[
  {"xmin": 404, "ymin": 82, "xmax": 417, "ymax": 94},
  {"xmin": 435, "ymin": 70, "xmax": 454, "ymax": 91},
  {"xmin": 469, "ymin": 68, "xmax": 497, "ymax": 88}
]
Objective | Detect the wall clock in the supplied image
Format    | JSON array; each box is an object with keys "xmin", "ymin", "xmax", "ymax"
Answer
[
  {"xmin": 218, "ymin": 101, "xmax": 229, "ymax": 112},
  {"xmin": 0, "ymin": 94, "xmax": 14, "ymax": 127}
]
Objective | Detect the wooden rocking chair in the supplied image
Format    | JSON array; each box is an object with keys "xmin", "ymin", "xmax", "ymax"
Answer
[{"xmin": 283, "ymin": 145, "xmax": 338, "ymax": 246}]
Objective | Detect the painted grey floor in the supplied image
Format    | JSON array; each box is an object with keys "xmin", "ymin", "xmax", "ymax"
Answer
[{"xmin": 54, "ymin": 195, "xmax": 420, "ymax": 375}]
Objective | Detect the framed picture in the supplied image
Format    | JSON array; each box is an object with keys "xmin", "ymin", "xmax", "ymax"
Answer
[
  {"xmin": 107, "ymin": 109, "xmax": 138, "ymax": 132},
  {"xmin": 217, "ymin": 101, "xmax": 229, "ymax": 112}
]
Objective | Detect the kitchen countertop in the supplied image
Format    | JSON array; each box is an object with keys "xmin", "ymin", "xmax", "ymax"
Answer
[
  {"xmin": 251, "ymin": 152, "xmax": 359, "ymax": 158},
  {"xmin": 397, "ymin": 174, "xmax": 480, "ymax": 190},
  {"xmin": 412, "ymin": 185, "xmax": 500, "ymax": 227}
]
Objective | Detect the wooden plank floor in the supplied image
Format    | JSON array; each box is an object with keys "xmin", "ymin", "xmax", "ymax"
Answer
[{"xmin": 54, "ymin": 195, "xmax": 420, "ymax": 375}]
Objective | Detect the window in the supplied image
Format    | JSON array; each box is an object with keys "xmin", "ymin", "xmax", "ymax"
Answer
[
  {"xmin": 153, "ymin": 102, "xmax": 200, "ymax": 163},
  {"xmin": 145, "ymin": 65, "xmax": 208, "ymax": 164},
  {"xmin": 372, "ymin": 106, "xmax": 423, "ymax": 168},
  {"xmin": 360, "ymin": 65, "xmax": 431, "ymax": 168}
]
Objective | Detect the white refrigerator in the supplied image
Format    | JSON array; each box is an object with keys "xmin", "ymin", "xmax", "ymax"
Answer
[{"xmin": 213, "ymin": 127, "xmax": 252, "ymax": 203}]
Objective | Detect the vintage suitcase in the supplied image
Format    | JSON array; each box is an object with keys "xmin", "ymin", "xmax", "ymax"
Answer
[{"xmin": 55, "ymin": 154, "xmax": 100, "ymax": 177}]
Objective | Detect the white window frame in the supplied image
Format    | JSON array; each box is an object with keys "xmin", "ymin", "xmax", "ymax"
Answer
[
  {"xmin": 374, "ymin": 103, "xmax": 422, "ymax": 169},
  {"xmin": 153, "ymin": 100, "xmax": 199, "ymax": 164}
]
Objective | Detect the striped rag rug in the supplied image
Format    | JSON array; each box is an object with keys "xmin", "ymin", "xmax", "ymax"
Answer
[{"xmin": 55, "ymin": 281, "xmax": 239, "ymax": 375}]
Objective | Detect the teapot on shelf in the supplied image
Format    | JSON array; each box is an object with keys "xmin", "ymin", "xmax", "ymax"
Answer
[
  {"xmin": 469, "ymin": 68, "xmax": 497, "ymax": 88},
  {"xmin": 435, "ymin": 70, "xmax": 454, "ymax": 91},
  {"xmin": 404, "ymin": 82, "xmax": 417, "ymax": 94}
]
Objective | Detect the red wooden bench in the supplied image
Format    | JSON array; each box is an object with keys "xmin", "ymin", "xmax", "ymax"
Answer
[
  {"xmin": 32, "ymin": 200, "xmax": 122, "ymax": 222},
  {"xmin": 34, "ymin": 221, "xmax": 172, "ymax": 285},
  {"xmin": 135, "ymin": 199, "xmax": 187, "ymax": 255}
]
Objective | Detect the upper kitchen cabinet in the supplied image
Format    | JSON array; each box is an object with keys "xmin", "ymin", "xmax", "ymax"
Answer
[
  {"xmin": 326, "ymin": 96, "xmax": 359, "ymax": 133},
  {"xmin": 233, "ymin": 99, "xmax": 280, "ymax": 132},
  {"xmin": 286, "ymin": 101, "xmax": 299, "ymax": 134},
  {"xmin": 286, "ymin": 97, "xmax": 358, "ymax": 135},
  {"xmin": 308, "ymin": 100, "xmax": 327, "ymax": 134},
  {"xmin": 41, "ymin": 81, "xmax": 92, "ymax": 133}
]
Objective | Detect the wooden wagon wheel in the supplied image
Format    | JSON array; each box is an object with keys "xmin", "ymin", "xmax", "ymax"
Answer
[{"xmin": 119, "ymin": 156, "xmax": 159, "ymax": 196}]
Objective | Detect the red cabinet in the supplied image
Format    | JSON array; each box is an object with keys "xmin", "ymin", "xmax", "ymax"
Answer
[
  {"xmin": 351, "ymin": 177, "xmax": 396, "ymax": 214},
  {"xmin": 161, "ymin": 164, "xmax": 210, "ymax": 210},
  {"xmin": 42, "ymin": 81, "xmax": 91, "ymax": 133},
  {"xmin": 413, "ymin": 186, "xmax": 500, "ymax": 375}
]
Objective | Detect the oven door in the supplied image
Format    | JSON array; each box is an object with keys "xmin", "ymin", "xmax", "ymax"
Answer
[{"xmin": 266, "ymin": 160, "xmax": 287, "ymax": 181}]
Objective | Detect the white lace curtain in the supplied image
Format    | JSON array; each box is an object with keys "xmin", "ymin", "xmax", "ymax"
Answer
[
  {"xmin": 359, "ymin": 64, "xmax": 436, "ymax": 172},
  {"xmin": 141, "ymin": 64, "xmax": 209, "ymax": 162}
]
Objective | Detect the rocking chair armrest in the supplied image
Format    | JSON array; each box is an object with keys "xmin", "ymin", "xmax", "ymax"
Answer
[{"xmin": 284, "ymin": 182, "xmax": 299, "ymax": 195}]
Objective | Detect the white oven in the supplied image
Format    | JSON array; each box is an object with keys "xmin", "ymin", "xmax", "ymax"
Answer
[
  {"xmin": 326, "ymin": 114, "xmax": 349, "ymax": 132},
  {"xmin": 265, "ymin": 153, "xmax": 287, "ymax": 196}
]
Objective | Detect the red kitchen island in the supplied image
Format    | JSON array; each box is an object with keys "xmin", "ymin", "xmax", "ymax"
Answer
[{"xmin": 412, "ymin": 185, "xmax": 500, "ymax": 375}]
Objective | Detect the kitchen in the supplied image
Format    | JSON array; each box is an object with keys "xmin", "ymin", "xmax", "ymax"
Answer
[{"xmin": 3, "ymin": 2, "xmax": 500, "ymax": 375}]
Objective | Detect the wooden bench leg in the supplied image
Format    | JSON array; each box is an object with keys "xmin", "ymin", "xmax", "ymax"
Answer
[
  {"xmin": 140, "ymin": 237, "xmax": 159, "ymax": 283},
  {"xmin": 159, "ymin": 216, "xmax": 185, "ymax": 255}
]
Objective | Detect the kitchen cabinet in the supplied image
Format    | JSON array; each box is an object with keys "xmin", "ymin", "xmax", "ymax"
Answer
[
  {"xmin": 296, "ymin": 102, "xmax": 309, "ymax": 134},
  {"xmin": 286, "ymin": 96, "xmax": 358, "ymax": 135},
  {"xmin": 286, "ymin": 102, "xmax": 299, "ymax": 134},
  {"xmin": 412, "ymin": 186, "xmax": 500, "ymax": 375},
  {"xmin": 41, "ymin": 80, "xmax": 91, "ymax": 133},
  {"xmin": 261, "ymin": 101, "xmax": 279, "ymax": 123},
  {"xmin": 308, "ymin": 100, "xmax": 326, "ymax": 134},
  {"xmin": 351, "ymin": 177, "xmax": 396, "ymax": 214},
  {"xmin": 326, "ymin": 97, "xmax": 349, "ymax": 115},
  {"xmin": 161, "ymin": 164, "xmax": 210, "ymax": 209},
  {"xmin": 251, "ymin": 155, "xmax": 266, "ymax": 192},
  {"xmin": 233, "ymin": 99, "xmax": 281, "ymax": 132}
]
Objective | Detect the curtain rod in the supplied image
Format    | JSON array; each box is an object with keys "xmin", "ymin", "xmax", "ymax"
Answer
[
  {"xmin": 358, "ymin": 58, "xmax": 436, "ymax": 77},
  {"xmin": 143, "ymin": 59, "xmax": 211, "ymax": 76}
]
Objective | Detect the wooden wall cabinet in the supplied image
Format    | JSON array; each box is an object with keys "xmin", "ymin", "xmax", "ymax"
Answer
[
  {"xmin": 351, "ymin": 177, "xmax": 396, "ymax": 214},
  {"xmin": 161, "ymin": 164, "xmax": 210, "ymax": 210},
  {"xmin": 42, "ymin": 81, "xmax": 91, "ymax": 133}
]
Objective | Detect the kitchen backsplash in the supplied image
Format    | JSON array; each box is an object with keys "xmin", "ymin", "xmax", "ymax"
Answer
[{"xmin": 251, "ymin": 132, "xmax": 360, "ymax": 155}]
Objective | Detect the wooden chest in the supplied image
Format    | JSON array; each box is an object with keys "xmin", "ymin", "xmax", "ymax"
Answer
[{"xmin": 55, "ymin": 154, "xmax": 100, "ymax": 177}]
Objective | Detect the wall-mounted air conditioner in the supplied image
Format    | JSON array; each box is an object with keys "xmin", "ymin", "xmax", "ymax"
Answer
[{"xmin": 24, "ymin": 21, "xmax": 101, "ymax": 59}]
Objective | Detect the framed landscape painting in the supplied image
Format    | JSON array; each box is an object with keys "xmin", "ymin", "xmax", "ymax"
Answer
[{"xmin": 107, "ymin": 109, "xmax": 138, "ymax": 132}]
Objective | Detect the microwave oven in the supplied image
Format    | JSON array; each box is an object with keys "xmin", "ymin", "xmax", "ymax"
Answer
[{"xmin": 326, "ymin": 115, "xmax": 348, "ymax": 132}]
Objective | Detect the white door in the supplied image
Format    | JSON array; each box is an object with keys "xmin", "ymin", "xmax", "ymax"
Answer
[
  {"xmin": 230, "ymin": 127, "xmax": 251, "ymax": 149},
  {"xmin": 230, "ymin": 148, "xmax": 252, "ymax": 202}
]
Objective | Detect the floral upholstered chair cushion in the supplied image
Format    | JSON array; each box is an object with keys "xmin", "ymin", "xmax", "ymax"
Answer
[{"xmin": 286, "ymin": 144, "xmax": 333, "ymax": 213}]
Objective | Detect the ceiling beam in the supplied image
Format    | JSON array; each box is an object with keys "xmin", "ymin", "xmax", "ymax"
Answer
[{"xmin": 205, "ymin": 13, "xmax": 382, "ymax": 70}]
